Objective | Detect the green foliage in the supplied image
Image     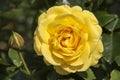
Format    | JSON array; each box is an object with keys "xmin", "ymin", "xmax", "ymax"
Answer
[
  {"xmin": 115, "ymin": 55, "xmax": 120, "ymax": 66},
  {"xmin": 77, "ymin": 69, "xmax": 96, "ymax": 80},
  {"xmin": 0, "ymin": 0, "xmax": 120, "ymax": 80},
  {"xmin": 110, "ymin": 70, "xmax": 120, "ymax": 80},
  {"xmin": 8, "ymin": 48, "xmax": 22, "ymax": 67},
  {"xmin": 94, "ymin": 11, "xmax": 117, "ymax": 27},
  {"xmin": 102, "ymin": 18, "xmax": 120, "ymax": 64},
  {"xmin": 47, "ymin": 71, "xmax": 59, "ymax": 80}
]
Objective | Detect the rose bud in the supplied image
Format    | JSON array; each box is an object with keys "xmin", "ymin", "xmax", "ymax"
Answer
[{"xmin": 9, "ymin": 31, "xmax": 24, "ymax": 49}]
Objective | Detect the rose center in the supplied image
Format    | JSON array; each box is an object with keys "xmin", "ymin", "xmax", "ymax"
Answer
[
  {"xmin": 59, "ymin": 34, "xmax": 71, "ymax": 47},
  {"xmin": 49, "ymin": 27, "xmax": 81, "ymax": 51}
]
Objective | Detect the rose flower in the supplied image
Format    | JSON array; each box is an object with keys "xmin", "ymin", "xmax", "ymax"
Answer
[{"xmin": 34, "ymin": 5, "xmax": 104, "ymax": 75}]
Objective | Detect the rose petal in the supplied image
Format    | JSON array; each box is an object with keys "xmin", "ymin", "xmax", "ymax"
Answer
[
  {"xmin": 55, "ymin": 14, "xmax": 84, "ymax": 26},
  {"xmin": 37, "ymin": 22, "xmax": 50, "ymax": 43},
  {"xmin": 47, "ymin": 5, "xmax": 71, "ymax": 16},
  {"xmin": 72, "ymin": 6, "xmax": 82, "ymax": 12},
  {"xmin": 41, "ymin": 43, "xmax": 60, "ymax": 65},
  {"xmin": 62, "ymin": 65, "xmax": 76, "ymax": 73},
  {"xmin": 69, "ymin": 42, "xmax": 90, "ymax": 66},
  {"xmin": 34, "ymin": 35, "xmax": 42, "ymax": 55},
  {"xmin": 52, "ymin": 51, "xmax": 64, "ymax": 59},
  {"xmin": 90, "ymin": 40, "xmax": 103, "ymax": 65},
  {"xmin": 78, "ymin": 40, "xmax": 103, "ymax": 71},
  {"xmin": 78, "ymin": 59, "xmax": 91, "ymax": 71},
  {"xmin": 83, "ymin": 10, "xmax": 98, "ymax": 24},
  {"xmin": 43, "ymin": 58, "xmax": 51, "ymax": 66},
  {"xmin": 83, "ymin": 17, "xmax": 101, "ymax": 52},
  {"xmin": 38, "ymin": 12, "xmax": 56, "ymax": 43},
  {"xmin": 54, "ymin": 66, "xmax": 70, "ymax": 75}
]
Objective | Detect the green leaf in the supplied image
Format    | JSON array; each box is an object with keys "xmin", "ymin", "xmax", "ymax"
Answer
[
  {"xmin": 115, "ymin": 55, "xmax": 120, "ymax": 66},
  {"xmin": 8, "ymin": 48, "xmax": 22, "ymax": 67},
  {"xmin": 99, "ymin": 12, "xmax": 120, "ymax": 64},
  {"xmin": 102, "ymin": 31, "xmax": 120, "ymax": 64},
  {"xmin": 67, "ymin": 0, "xmax": 93, "ymax": 10},
  {"xmin": 95, "ymin": 11, "xmax": 118, "ymax": 28},
  {"xmin": 6, "ymin": 66, "xmax": 16, "ymax": 73},
  {"xmin": 3, "ymin": 70, "xmax": 19, "ymax": 80},
  {"xmin": 2, "ymin": 8, "xmax": 24, "ymax": 20},
  {"xmin": 110, "ymin": 70, "xmax": 120, "ymax": 80},
  {"xmin": 77, "ymin": 69, "xmax": 96, "ymax": 80},
  {"xmin": 0, "ymin": 52, "xmax": 9, "ymax": 65},
  {"xmin": 47, "ymin": 71, "xmax": 59, "ymax": 80},
  {"xmin": 104, "ymin": 18, "xmax": 118, "ymax": 32},
  {"xmin": 58, "ymin": 78, "xmax": 74, "ymax": 80},
  {"xmin": 114, "ymin": 19, "xmax": 120, "ymax": 30}
]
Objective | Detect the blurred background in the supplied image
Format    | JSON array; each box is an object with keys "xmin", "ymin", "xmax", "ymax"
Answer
[{"xmin": 0, "ymin": 0, "xmax": 120, "ymax": 80}]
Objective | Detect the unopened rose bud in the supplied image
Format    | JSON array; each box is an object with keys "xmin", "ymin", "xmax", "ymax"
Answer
[{"xmin": 9, "ymin": 31, "xmax": 24, "ymax": 49}]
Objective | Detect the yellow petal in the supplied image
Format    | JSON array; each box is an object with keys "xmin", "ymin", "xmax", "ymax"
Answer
[
  {"xmin": 95, "ymin": 25, "xmax": 102, "ymax": 36},
  {"xmin": 90, "ymin": 40, "xmax": 103, "ymax": 66},
  {"xmin": 38, "ymin": 13, "xmax": 46, "ymax": 23},
  {"xmin": 38, "ymin": 27, "xmax": 50, "ymax": 43},
  {"xmin": 72, "ymin": 6, "xmax": 82, "ymax": 12},
  {"xmin": 43, "ymin": 58, "xmax": 51, "ymax": 66},
  {"xmin": 47, "ymin": 22, "xmax": 62, "ymax": 35},
  {"xmin": 54, "ymin": 66, "xmax": 70, "ymax": 75},
  {"xmin": 83, "ymin": 10, "xmax": 98, "ymax": 24},
  {"xmin": 52, "ymin": 51, "xmax": 64, "ymax": 59},
  {"xmin": 77, "ymin": 59, "xmax": 91, "ymax": 71},
  {"xmin": 61, "ymin": 64, "xmax": 83, "ymax": 73},
  {"xmin": 47, "ymin": 5, "xmax": 71, "ymax": 16},
  {"xmin": 84, "ymin": 21, "xmax": 102, "ymax": 52},
  {"xmin": 47, "ymin": 14, "xmax": 85, "ymax": 35},
  {"xmin": 82, "ymin": 11, "xmax": 102, "ymax": 53},
  {"xmin": 41, "ymin": 43, "xmax": 60, "ymax": 65},
  {"xmin": 55, "ymin": 13, "xmax": 84, "ymax": 26},
  {"xmin": 81, "ymin": 10, "xmax": 102, "ymax": 41},
  {"xmin": 77, "ymin": 40, "xmax": 103, "ymax": 71},
  {"xmin": 63, "ymin": 52, "xmax": 80, "ymax": 62},
  {"xmin": 34, "ymin": 35, "xmax": 42, "ymax": 55},
  {"xmin": 69, "ymin": 42, "xmax": 90, "ymax": 66},
  {"xmin": 62, "ymin": 65, "xmax": 76, "ymax": 73},
  {"xmin": 37, "ymin": 12, "xmax": 56, "ymax": 43},
  {"xmin": 37, "ymin": 23, "xmax": 50, "ymax": 44}
]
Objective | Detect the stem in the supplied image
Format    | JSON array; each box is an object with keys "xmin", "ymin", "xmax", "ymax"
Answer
[{"xmin": 18, "ymin": 51, "xmax": 35, "ymax": 80}]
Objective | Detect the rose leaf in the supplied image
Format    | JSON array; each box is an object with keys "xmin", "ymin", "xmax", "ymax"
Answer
[
  {"xmin": 110, "ymin": 69, "xmax": 120, "ymax": 80},
  {"xmin": 8, "ymin": 48, "xmax": 22, "ymax": 67}
]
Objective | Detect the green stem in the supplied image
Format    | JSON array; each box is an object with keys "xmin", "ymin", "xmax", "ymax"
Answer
[{"xmin": 18, "ymin": 51, "xmax": 35, "ymax": 80}]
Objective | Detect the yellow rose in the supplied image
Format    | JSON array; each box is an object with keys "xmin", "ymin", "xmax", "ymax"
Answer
[{"xmin": 34, "ymin": 5, "xmax": 104, "ymax": 75}]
